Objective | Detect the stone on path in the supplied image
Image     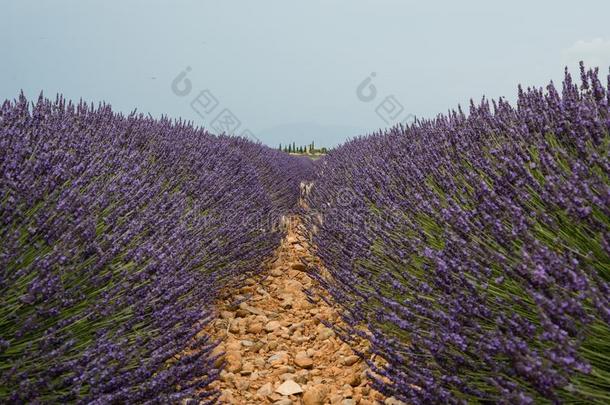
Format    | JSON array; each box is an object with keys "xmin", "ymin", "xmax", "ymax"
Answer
[
  {"xmin": 291, "ymin": 262, "xmax": 307, "ymax": 271},
  {"xmin": 256, "ymin": 382, "xmax": 273, "ymax": 398},
  {"xmin": 268, "ymin": 351, "xmax": 289, "ymax": 365},
  {"xmin": 294, "ymin": 351, "xmax": 314, "ymax": 369},
  {"xmin": 341, "ymin": 355, "xmax": 360, "ymax": 366},
  {"xmin": 247, "ymin": 322, "xmax": 263, "ymax": 334},
  {"xmin": 270, "ymin": 268, "xmax": 284, "ymax": 277},
  {"xmin": 318, "ymin": 326, "xmax": 335, "ymax": 340},
  {"xmin": 265, "ymin": 320, "xmax": 281, "ymax": 332},
  {"xmin": 225, "ymin": 351, "xmax": 241, "ymax": 373},
  {"xmin": 302, "ymin": 384, "xmax": 328, "ymax": 405},
  {"xmin": 199, "ymin": 216, "xmax": 384, "ymax": 403},
  {"xmin": 276, "ymin": 380, "xmax": 303, "ymax": 396}
]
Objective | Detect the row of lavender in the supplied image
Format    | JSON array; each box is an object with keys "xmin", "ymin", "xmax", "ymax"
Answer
[
  {"xmin": 0, "ymin": 94, "xmax": 311, "ymax": 403},
  {"xmin": 305, "ymin": 65, "xmax": 610, "ymax": 404}
]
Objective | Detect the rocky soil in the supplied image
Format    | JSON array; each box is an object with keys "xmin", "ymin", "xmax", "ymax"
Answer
[{"xmin": 203, "ymin": 217, "xmax": 386, "ymax": 404}]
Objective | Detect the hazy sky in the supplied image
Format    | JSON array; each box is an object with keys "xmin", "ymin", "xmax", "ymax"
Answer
[{"xmin": 2, "ymin": 1, "xmax": 610, "ymax": 147}]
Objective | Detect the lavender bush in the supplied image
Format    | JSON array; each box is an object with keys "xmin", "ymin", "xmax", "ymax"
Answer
[
  {"xmin": 0, "ymin": 93, "xmax": 307, "ymax": 403},
  {"xmin": 229, "ymin": 139, "xmax": 315, "ymax": 217},
  {"xmin": 305, "ymin": 64, "xmax": 610, "ymax": 403}
]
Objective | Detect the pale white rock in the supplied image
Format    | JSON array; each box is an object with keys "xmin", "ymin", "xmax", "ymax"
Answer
[{"xmin": 276, "ymin": 380, "xmax": 303, "ymax": 396}]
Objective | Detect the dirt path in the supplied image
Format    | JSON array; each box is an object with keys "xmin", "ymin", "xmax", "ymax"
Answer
[{"xmin": 204, "ymin": 217, "xmax": 385, "ymax": 404}]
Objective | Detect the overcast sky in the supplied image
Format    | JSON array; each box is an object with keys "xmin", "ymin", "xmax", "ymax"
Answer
[{"xmin": 2, "ymin": 0, "xmax": 610, "ymax": 147}]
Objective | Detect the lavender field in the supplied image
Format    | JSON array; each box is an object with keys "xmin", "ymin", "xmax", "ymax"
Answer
[
  {"xmin": 0, "ymin": 94, "xmax": 312, "ymax": 403},
  {"xmin": 304, "ymin": 65, "xmax": 610, "ymax": 403},
  {"xmin": 1, "ymin": 65, "xmax": 609, "ymax": 404}
]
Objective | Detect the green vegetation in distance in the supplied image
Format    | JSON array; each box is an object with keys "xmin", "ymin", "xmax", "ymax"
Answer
[{"xmin": 279, "ymin": 141, "xmax": 328, "ymax": 156}]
